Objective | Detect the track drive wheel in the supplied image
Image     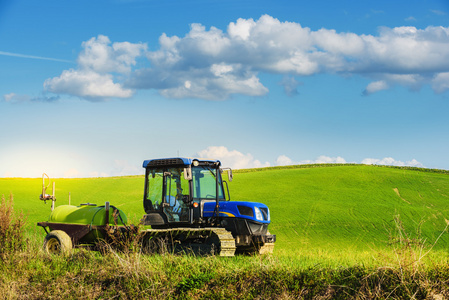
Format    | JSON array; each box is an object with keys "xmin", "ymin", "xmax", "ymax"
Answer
[{"xmin": 43, "ymin": 230, "xmax": 73, "ymax": 255}]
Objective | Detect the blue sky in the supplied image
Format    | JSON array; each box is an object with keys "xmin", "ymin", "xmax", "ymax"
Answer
[{"xmin": 1, "ymin": 0, "xmax": 449, "ymax": 178}]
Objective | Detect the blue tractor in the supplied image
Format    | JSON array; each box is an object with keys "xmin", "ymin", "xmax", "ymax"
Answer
[{"xmin": 140, "ymin": 157, "xmax": 276, "ymax": 256}]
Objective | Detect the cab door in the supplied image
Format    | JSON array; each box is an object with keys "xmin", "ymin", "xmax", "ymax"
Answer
[{"xmin": 162, "ymin": 169, "xmax": 190, "ymax": 223}]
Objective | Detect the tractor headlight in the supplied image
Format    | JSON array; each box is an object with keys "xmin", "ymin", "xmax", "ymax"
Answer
[{"xmin": 254, "ymin": 207, "xmax": 263, "ymax": 221}]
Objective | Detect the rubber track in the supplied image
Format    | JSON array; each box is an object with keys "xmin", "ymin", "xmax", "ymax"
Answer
[
  {"xmin": 257, "ymin": 230, "xmax": 275, "ymax": 254},
  {"xmin": 257, "ymin": 242, "xmax": 275, "ymax": 254},
  {"xmin": 236, "ymin": 230, "xmax": 275, "ymax": 255},
  {"xmin": 140, "ymin": 227, "xmax": 236, "ymax": 256}
]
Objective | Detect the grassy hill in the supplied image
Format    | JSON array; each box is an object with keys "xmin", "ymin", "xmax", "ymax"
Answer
[
  {"xmin": 2, "ymin": 164, "xmax": 449, "ymax": 298},
  {"xmin": 1, "ymin": 164, "xmax": 449, "ymax": 257},
  {"xmin": 232, "ymin": 165, "xmax": 449, "ymax": 256}
]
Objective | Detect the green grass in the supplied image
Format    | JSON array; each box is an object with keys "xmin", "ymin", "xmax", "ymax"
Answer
[
  {"xmin": 1, "ymin": 246, "xmax": 449, "ymax": 299},
  {"xmin": 2, "ymin": 164, "xmax": 449, "ymax": 298},
  {"xmin": 231, "ymin": 165, "xmax": 449, "ymax": 254}
]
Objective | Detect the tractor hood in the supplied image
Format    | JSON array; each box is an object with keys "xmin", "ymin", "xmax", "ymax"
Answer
[{"xmin": 203, "ymin": 201, "xmax": 271, "ymax": 224}]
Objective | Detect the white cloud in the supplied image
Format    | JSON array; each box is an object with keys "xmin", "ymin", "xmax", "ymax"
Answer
[
  {"xmin": 363, "ymin": 74, "xmax": 424, "ymax": 95},
  {"xmin": 131, "ymin": 15, "xmax": 449, "ymax": 99},
  {"xmin": 3, "ymin": 92, "xmax": 60, "ymax": 103},
  {"xmin": 44, "ymin": 69, "xmax": 134, "ymax": 99},
  {"xmin": 406, "ymin": 159, "xmax": 425, "ymax": 168},
  {"xmin": 432, "ymin": 72, "xmax": 449, "ymax": 94},
  {"xmin": 279, "ymin": 76, "xmax": 302, "ymax": 96},
  {"xmin": 40, "ymin": 16, "xmax": 449, "ymax": 101},
  {"xmin": 195, "ymin": 146, "xmax": 270, "ymax": 169},
  {"xmin": 228, "ymin": 17, "xmax": 255, "ymax": 40},
  {"xmin": 275, "ymin": 155, "xmax": 294, "ymax": 166},
  {"xmin": 156, "ymin": 63, "xmax": 268, "ymax": 100},
  {"xmin": 430, "ymin": 9, "xmax": 446, "ymax": 16},
  {"xmin": 405, "ymin": 16, "xmax": 417, "ymax": 22},
  {"xmin": 314, "ymin": 155, "xmax": 347, "ymax": 164},
  {"xmin": 77, "ymin": 35, "xmax": 146, "ymax": 74},
  {"xmin": 276, "ymin": 155, "xmax": 424, "ymax": 168},
  {"xmin": 43, "ymin": 35, "xmax": 146, "ymax": 101},
  {"xmin": 275, "ymin": 155, "xmax": 347, "ymax": 166},
  {"xmin": 111, "ymin": 159, "xmax": 142, "ymax": 176},
  {"xmin": 361, "ymin": 157, "xmax": 424, "ymax": 168},
  {"xmin": 363, "ymin": 80, "xmax": 389, "ymax": 95},
  {"xmin": 3, "ymin": 93, "xmax": 31, "ymax": 103}
]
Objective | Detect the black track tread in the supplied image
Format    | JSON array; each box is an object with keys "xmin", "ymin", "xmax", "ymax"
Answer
[{"xmin": 140, "ymin": 227, "xmax": 236, "ymax": 256}]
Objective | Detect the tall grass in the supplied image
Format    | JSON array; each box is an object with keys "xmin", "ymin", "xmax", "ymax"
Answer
[
  {"xmin": 1, "ymin": 245, "xmax": 449, "ymax": 299},
  {"xmin": 0, "ymin": 194, "xmax": 26, "ymax": 259},
  {"xmin": 1, "ymin": 206, "xmax": 448, "ymax": 299}
]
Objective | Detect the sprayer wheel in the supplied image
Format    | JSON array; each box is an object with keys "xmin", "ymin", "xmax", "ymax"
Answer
[{"xmin": 43, "ymin": 230, "xmax": 73, "ymax": 255}]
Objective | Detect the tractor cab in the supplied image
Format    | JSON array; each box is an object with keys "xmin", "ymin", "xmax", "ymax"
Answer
[{"xmin": 141, "ymin": 158, "xmax": 231, "ymax": 228}]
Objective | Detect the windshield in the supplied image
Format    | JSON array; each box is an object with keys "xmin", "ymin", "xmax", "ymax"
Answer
[
  {"xmin": 192, "ymin": 166, "xmax": 224, "ymax": 200},
  {"xmin": 144, "ymin": 164, "xmax": 225, "ymax": 221}
]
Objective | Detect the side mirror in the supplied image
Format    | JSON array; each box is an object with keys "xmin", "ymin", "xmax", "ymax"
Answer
[
  {"xmin": 221, "ymin": 168, "xmax": 233, "ymax": 182},
  {"xmin": 183, "ymin": 167, "xmax": 192, "ymax": 180}
]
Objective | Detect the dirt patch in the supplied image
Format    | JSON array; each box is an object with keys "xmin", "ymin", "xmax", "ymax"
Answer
[{"xmin": 393, "ymin": 188, "xmax": 411, "ymax": 204}]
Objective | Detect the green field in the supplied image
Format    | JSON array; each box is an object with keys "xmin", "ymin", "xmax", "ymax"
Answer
[
  {"xmin": 2, "ymin": 164, "xmax": 449, "ymax": 298},
  {"xmin": 2, "ymin": 164, "xmax": 449, "ymax": 258},
  {"xmin": 234, "ymin": 165, "xmax": 449, "ymax": 254}
]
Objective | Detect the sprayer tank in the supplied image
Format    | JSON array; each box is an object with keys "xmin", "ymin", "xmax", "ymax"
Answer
[
  {"xmin": 48, "ymin": 204, "xmax": 127, "ymax": 226},
  {"xmin": 46, "ymin": 203, "xmax": 128, "ymax": 243}
]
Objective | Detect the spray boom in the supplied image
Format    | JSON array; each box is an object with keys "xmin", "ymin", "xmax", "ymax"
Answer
[{"xmin": 39, "ymin": 173, "xmax": 56, "ymax": 211}]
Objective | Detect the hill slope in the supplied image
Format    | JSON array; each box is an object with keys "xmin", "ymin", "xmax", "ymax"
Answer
[
  {"xmin": 232, "ymin": 165, "xmax": 449, "ymax": 253},
  {"xmin": 1, "ymin": 165, "xmax": 449, "ymax": 254}
]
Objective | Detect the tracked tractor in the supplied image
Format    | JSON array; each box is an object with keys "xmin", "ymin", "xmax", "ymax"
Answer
[
  {"xmin": 139, "ymin": 157, "xmax": 275, "ymax": 256},
  {"xmin": 37, "ymin": 157, "xmax": 275, "ymax": 256}
]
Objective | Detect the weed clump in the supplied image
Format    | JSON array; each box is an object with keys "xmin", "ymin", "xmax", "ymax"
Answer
[
  {"xmin": 98, "ymin": 223, "xmax": 141, "ymax": 255},
  {"xmin": 0, "ymin": 194, "xmax": 27, "ymax": 259}
]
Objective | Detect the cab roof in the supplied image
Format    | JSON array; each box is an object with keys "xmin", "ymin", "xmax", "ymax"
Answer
[{"xmin": 142, "ymin": 157, "xmax": 221, "ymax": 168}]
